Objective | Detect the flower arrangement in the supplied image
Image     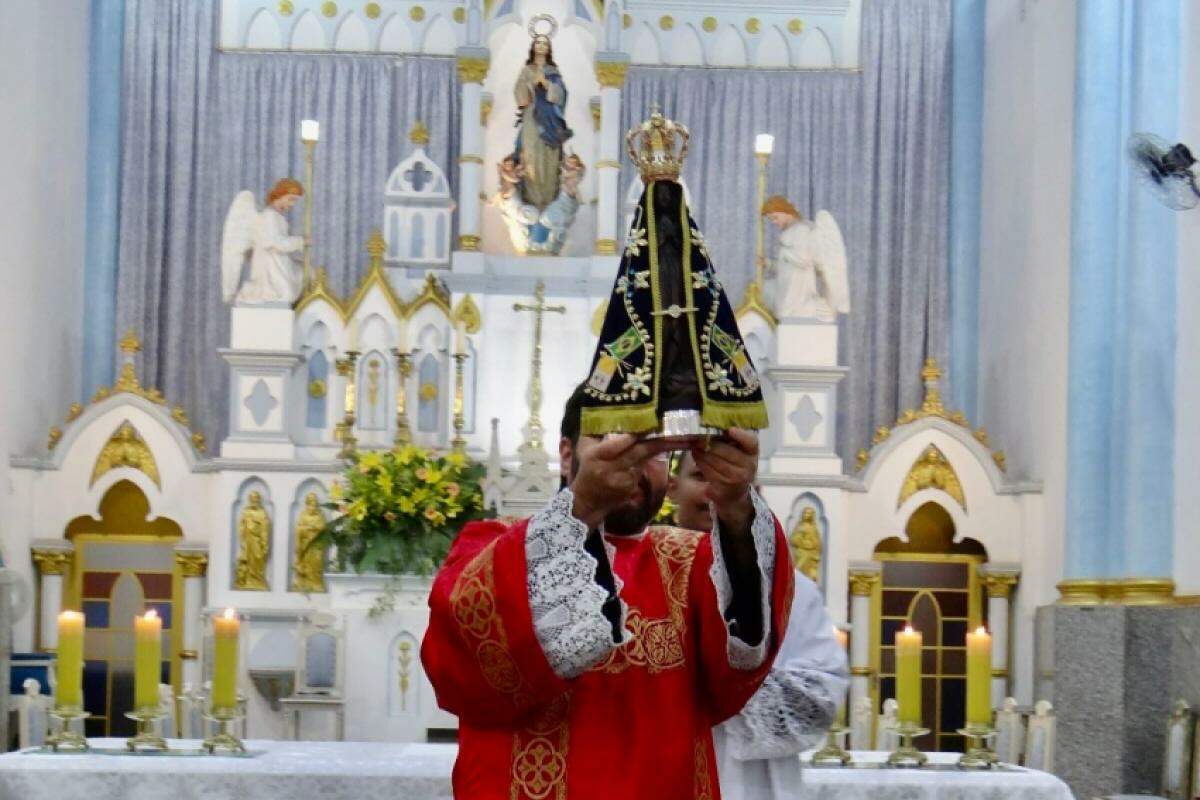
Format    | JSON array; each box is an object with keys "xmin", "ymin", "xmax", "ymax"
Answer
[{"xmin": 313, "ymin": 445, "xmax": 491, "ymax": 577}]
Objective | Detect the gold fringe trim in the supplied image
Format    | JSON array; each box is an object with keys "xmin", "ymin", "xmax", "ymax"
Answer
[
  {"xmin": 581, "ymin": 404, "xmax": 661, "ymax": 435},
  {"xmin": 700, "ymin": 400, "xmax": 769, "ymax": 431}
]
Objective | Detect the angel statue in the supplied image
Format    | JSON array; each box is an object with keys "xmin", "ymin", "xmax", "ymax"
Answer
[
  {"xmin": 512, "ymin": 15, "xmax": 573, "ymax": 210},
  {"xmin": 762, "ymin": 195, "xmax": 850, "ymax": 322},
  {"xmin": 221, "ymin": 178, "xmax": 306, "ymax": 305}
]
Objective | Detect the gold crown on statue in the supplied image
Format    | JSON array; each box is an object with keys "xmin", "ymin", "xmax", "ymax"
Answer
[{"xmin": 626, "ymin": 107, "xmax": 690, "ymax": 182}]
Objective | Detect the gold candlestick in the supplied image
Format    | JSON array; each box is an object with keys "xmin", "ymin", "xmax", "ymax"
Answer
[
  {"xmin": 300, "ymin": 121, "xmax": 319, "ymax": 293},
  {"xmin": 956, "ymin": 724, "xmax": 998, "ymax": 770},
  {"xmin": 392, "ymin": 348, "xmax": 414, "ymax": 448},
  {"xmin": 751, "ymin": 133, "xmax": 773, "ymax": 293},
  {"xmin": 810, "ymin": 723, "xmax": 852, "ymax": 766},
  {"xmin": 203, "ymin": 706, "xmax": 247, "ymax": 754},
  {"xmin": 451, "ymin": 352, "xmax": 467, "ymax": 453},
  {"xmin": 886, "ymin": 721, "xmax": 930, "ymax": 768},
  {"xmin": 46, "ymin": 705, "xmax": 90, "ymax": 752},
  {"xmin": 337, "ymin": 351, "xmax": 359, "ymax": 458},
  {"xmin": 125, "ymin": 707, "xmax": 168, "ymax": 752}
]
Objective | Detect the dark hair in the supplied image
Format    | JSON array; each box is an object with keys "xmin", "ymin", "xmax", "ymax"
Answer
[
  {"xmin": 560, "ymin": 382, "xmax": 588, "ymax": 444},
  {"xmin": 526, "ymin": 40, "xmax": 557, "ymax": 67}
]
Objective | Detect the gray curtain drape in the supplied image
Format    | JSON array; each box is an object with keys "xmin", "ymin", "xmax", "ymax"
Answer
[
  {"xmin": 622, "ymin": 0, "xmax": 951, "ymax": 458},
  {"xmin": 115, "ymin": 0, "xmax": 458, "ymax": 442}
]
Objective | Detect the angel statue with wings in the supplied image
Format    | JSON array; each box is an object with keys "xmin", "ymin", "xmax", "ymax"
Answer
[
  {"xmin": 762, "ymin": 195, "xmax": 850, "ymax": 322},
  {"xmin": 221, "ymin": 178, "xmax": 306, "ymax": 305}
]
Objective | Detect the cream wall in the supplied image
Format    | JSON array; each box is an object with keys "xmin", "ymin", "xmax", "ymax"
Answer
[
  {"xmin": 1173, "ymin": 0, "xmax": 1200, "ymax": 595},
  {"xmin": 977, "ymin": 0, "xmax": 1075, "ymax": 609},
  {"xmin": 0, "ymin": 0, "xmax": 90, "ymax": 632}
]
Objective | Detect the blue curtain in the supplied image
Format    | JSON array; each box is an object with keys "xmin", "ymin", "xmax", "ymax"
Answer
[
  {"xmin": 622, "ymin": 0, "xmax": 952, "ymax": 457},
  {"xmin": 115, "ymin": 0, "xmax": 459, "ymax": 441}
]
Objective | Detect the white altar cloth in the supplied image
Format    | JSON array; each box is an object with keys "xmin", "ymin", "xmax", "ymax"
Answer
[{"xmin": 0, "ymin": 740, "xmax": 1073, "ymax": 800}]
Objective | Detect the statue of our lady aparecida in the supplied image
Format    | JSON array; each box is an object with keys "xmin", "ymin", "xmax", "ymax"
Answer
[{"xmin": 580, "ymin": 110, "xmax": 768, "ymax": 442}]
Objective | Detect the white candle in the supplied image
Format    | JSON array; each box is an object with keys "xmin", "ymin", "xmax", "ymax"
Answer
[
  {"xmin": 754, "ymin": 133, "xmax": 774, "ymax": 155},
  {"xmin": 454, "ymin": 320, "xmax": 467, "ymax": 355},
  {"xmin": 397, "ymin": 323, "xmax": 408, "ymax": 354},
  {"xmin": 301, "ymin": 119, "xmax": 320, "ymax": 142}
]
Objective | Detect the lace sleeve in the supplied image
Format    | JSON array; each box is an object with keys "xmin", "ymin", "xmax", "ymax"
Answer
[
  {"xmin": 719, "ymin": 663, "xmax": 840, "ymax": 760},
  {"xmin": 709, "ymin": 489, "xmax": 777, "ymax": 670},
  {"xmin": 525, "ymin": 489, "xmax": 627, "ymax": 679}
]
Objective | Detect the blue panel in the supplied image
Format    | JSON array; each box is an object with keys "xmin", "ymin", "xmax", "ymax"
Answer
[
  {"xmin": 411, "ymin": 214, "xmax": 425, "ymax": 259},
  {"xmin": 145, "ymin": 602, "xmax": 172, "ymax": 629},
  {"xmin": 436, "ymin": 213, "xmax": 446, "ymax": 259},
  {"xmin": 307, "ymin": 350, "xmax": 329, "ymax": 428},
  {"xmin": 83, "ymin": 660, "xmax": 107, "ymax": 715},
  {"xmin": 83, "ymin": 600, "xmax": 110, "ymax": 629},
  {"xmin": 418, "ymin": 353, "xmax": 439, "ymax": 433}
]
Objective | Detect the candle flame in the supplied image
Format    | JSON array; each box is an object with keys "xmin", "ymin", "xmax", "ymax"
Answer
[
  {"xmin": 144, "ymin": 609, "xmax": 158, "ymax": 620},
  {"xmin": 975, "ymin": 626, "xmax": 987, "ymax": 636},
  {"xmin": 904, "ymin": 624, "xmax": 915, "ymax": 634},
  {"xmin": 223, "ymin": 608, "xmax": 236, "ymax": 620}
]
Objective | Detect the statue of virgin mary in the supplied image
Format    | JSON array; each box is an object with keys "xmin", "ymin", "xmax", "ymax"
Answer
[{"xmin": 512, "ymin": 15, "xmax": 573, "ymax": 210}]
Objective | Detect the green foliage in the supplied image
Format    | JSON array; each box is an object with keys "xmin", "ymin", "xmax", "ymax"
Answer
[{"xmin": 310, "ymin": 445, "xmax": 492, "ymax": 576}]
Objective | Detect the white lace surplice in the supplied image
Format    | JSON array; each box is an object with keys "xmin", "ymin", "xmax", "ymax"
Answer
[{"xmin": 714, "ymin": 572, "xmax": 849, "ymax": 800}]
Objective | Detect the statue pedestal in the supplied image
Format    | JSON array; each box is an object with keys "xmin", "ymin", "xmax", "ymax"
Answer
[
  {"xmin": 767, "ymin": 319, "xmax": 846, "ymax": 476},
  {"xmin": 219, "ymin": 304, "xmax": 303, "ymax": 460}
]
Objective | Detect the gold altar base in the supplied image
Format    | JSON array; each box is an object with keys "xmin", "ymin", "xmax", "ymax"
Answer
[
  {"xmin": 125, "ymin": 708, "xmax": 168, "ymax": 752},
  {"xmin": 886, "ymin": 722, "xmax": 930, "ymax": 768},
  {"xmin": 957, "ymin": 725, "xmax": 998, "ymax": 770},
  {"xmin": 810, "ymin": 724, "xmax": 852, "ymax": 766},
  {"xmin": 46, "ymin": 706, "xmax": 90, "ymax": 752},
  {"xmin": 202, "ymin": 707, "xmax": 246, "ymax": 754}
]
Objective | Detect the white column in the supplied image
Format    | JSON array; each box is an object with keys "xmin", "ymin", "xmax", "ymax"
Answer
[
  {"xmin": 980, "ymin": 564, "xmax": 1020, "ymax": 710},
  {"xmin": 847, "ymin": 562, "xmax": 880, "ymax": 749},
  {"xmin": 31, "ymin": 541, "xmax": 74, "ymax": 651},
  {"xmin": 175, "ymin": 545, "xmax": 209, "ymax": 691},
  {"xmin": 594, "ymin": 55, "xmax": 628, "ymax": 255},
  {"xmin": 456, "ymin": 48, "xmax": 489, "ymax": 252}
]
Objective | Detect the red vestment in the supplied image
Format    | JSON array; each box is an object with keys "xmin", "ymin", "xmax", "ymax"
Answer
[{"xmin": 421, "ymin": 491, "xmax": 794, "ymax": 800}]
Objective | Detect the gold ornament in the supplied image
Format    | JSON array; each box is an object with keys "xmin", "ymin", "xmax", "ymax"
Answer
[
  {"xmin": 419, "ymin": 382, "xmax": 439, "ymax": 402},
  {"xmin": 279, "ymin": 0, "xmax": 294, "ymax": 16},
  {"xmin": 982, "ymin": 573, "xmax": 1018, "ymax": 599},
  {"xmin": 897, "ymin": 444, "xmax": 966, "ymax": 511},
  {"xmin": 789, "ymin": 507, "xmax": 822, "ymax": 584},
  {"xmin": 321, "ymin": 1, "xmax": 338, "ymax": 17},
  {"xmin": 191, "ymin": 432, "xmax": 207, "ymax": 453},
  {"xmin": 848, "ymin": 570, "xmax": 879, "ymax": 596},
  {"xmin": 66, "ymin": 403, "xmax": 83, "ymax": 422},
  {"xmin": 659, "ymin": 15, "xmax": 674, "ymax": 31},
  {"xmin": 235, "ymin": 491, "xmax": 272, "ymax": 591},
  {"xmin": 47, "ymin": 427, "xmax": 63, "ymax": 451},
  {"xmin": 409, "ymin": 5, "xmax": 425, "ymax": 20},
  {"xmin": 292, "ymin": 492, "xmax": 328, "ymax": 593},
  {"xmin": 702, "ymin": 16, "xmax": 717, "ymax": 32},
  {"xmin": 458, "ymin": 233, "xmax": 482, "ymax": 251},
  {"xmin": 734, "ymin": 280, "xmax": 778, "ymax": 329},
  {"xmin": 481, "ymin": 96, "xmax": 493, "ymax": 126},
  {"xmin": 626, "ymin": 108, "xmax": 690, "ymax": 183},
  {"xmin": 172, "ymin": 406, "xmax": 190, "ymax": 426},
  {"xmin": 32, "ymin": 549, "xmax": 72, "ymax": 576},
  {"xmin": 452, "ymin": 294, "xmax": 482, "ymax": 335},
  {"xmin": 308, "ymin": 379, "xmax": 327, "ymax": 399},
  {"xmin": 788, "ymin": 18, "xmax": 804, "ymax": 35},
  {"xmin": 398, "ymin": 640, "xmax": 413, "ymax": 702},
  {"xmin": 176, "ymin": 551, "xmax": 209, "ymax": 578},
  {"xmin": 595, "ymin": 238, "xmax": 617, "ymax": 256},
  {"xmin": 456, "ymin": 55, "xmax": 489, "ymax": 83},
  {"xmin": 409, "ymin": 120, "xmax": 430, "ymax": 145},
  {"xmin": 365, "ymin": 2, "xmax": 381, "ymax": 19},
  {"xmin": 594, "ymin": 61, "xmax": 628, "ymax": 88},
  {"xmin": 91, "ymin": 421, "xmax": 161, "ymax": 488},
  {"xmin": 453, "ymin": 6, "xmax": 465, "ymax": 23},
  {"xmin": 746, "ymin": 17, "xmax": 760, "ymax": 34},
  {"xmin": 590, "ymin": 101, "xmax": 601, "ymax": 131},
  {"xmin": 993, "ymin": 451, "xmax": 1007, "ymax": 472},
  {"xmin": 622, "ymin": 13, "xmax": 631, "ymax": 29}
]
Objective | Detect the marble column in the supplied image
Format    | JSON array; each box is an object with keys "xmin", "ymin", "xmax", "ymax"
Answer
[
  {"xmin": 847, "ymin": 562, "xmax": 880, "ymax": 749},
  {"xmin": 979, "ymin": 564, "xmax": 1019, "ymax": 710},
  {"xmin": 30, "ymin": 541, "xmax": 74, "ymax": 652},
  {"xmin": 175, "ymin": 545, "xmax": 209, "ymax": 690},
  {"xmin": 593, "ymin": 54, "xmax": 629, "ymax": 256},
  {"xmin": 456, "ymin": 48, "xmax": 489, "ymax": 252}
]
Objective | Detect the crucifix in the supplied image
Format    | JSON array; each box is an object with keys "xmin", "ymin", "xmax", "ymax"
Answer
[{"xmin": 513, "ymin": 279, "xmax": 566, "ymax": 455}]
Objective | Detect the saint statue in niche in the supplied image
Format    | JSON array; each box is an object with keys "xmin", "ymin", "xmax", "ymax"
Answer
[
  {"xmin": 235, "ymin": 490, "xmax": 271, "ymax": 591},
  {"xmin": 789, "ymin": 506, "xmax": 822, "ymax": 584},
  {"xmin": 762, "ymin": 195, "xmax": 850, "ymax": 322},
  {"xmin": 292, "ymin": 491, "xmax": 327, "ymax": 593},
  {"xmin": 220, "ymin": 179, "xmax": 306, "ymax": 305},
  {"xmin": 512, "ymin": 15, "xmax": 573, "ymax": 210}
]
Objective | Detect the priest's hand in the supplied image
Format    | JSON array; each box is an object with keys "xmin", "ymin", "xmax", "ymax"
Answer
[
  {"xmin": 569, "ymin": 434, "xmax": 674, "ymax": 530},
  {"xmin": 691, "ymin": 428, "xmax": 759, "ymax": 535}
]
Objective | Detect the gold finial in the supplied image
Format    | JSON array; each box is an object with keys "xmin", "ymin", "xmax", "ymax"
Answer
[
  {"xmin": 409, "ymin": 120, "xmax": 430, "ymax": 146},
  {"xmin": 919, "ymin": 356, "xmax": 945, "ymax": 416},
  {"xmin": 921, "ymin": 357, "xmax": 942, "ymax": 384},
  {"xmin": 119, "ymin": 330, "xmax": 143, "ymax": 355},
  {"xmin": 626, "ymin": 108, "xmax": 690, "ymax": 183},
  {"xmin": 855, "ymin": 448, "xmax": 869, "ymax": 472},
  {"xmin": 48, "ymin": 427, "xmax": 63, "ymax": 451},
  {"xmin": 366, "ymin": 230, "xmax": 387, "ymax": 268}
]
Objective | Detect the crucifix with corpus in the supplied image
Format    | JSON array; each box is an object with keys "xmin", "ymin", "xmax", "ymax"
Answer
[{"xmin": 513, "ymin": 279, "xmax": 566, "ymax": 457}]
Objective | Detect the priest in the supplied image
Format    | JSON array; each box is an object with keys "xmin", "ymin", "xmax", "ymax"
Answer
[{"xmin": 421, "ymin": 109, "xmax": 791, "ymax": 800}]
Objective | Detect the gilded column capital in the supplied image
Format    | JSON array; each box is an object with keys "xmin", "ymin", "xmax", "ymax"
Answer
[
  {"xmin": 31, "ymin": 548, "xmax": 73, "ymax": 576},
  {"xmin": 848, "ymin": 570, "xmax": 880, "ymax": 596},
  {"xmin": 982, "ymin": 573, "xmax": 1018, "ymax": 599},
  {"xmin": 175, "ymin": 550, "xmax": 209, "ymax": 578},
  {"xmin": 595, "ymin": 60, "xmax": 629, "ymax": 88},
  {"xmin": 456, "ymin": 56, "xmax": 490, "ymax": 84}
]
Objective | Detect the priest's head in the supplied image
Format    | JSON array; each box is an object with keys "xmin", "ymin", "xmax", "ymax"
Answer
[{"xmin": 559, "ymin": 384, "xmax": 670, "ymax": 536}]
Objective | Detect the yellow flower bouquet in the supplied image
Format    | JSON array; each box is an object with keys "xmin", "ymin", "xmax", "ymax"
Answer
[{"xmin": 311, "ymin": 445, "xmax": 491, "ymax": 576}]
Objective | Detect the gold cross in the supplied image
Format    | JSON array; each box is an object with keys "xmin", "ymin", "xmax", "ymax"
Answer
[{"xmin": 513, "ymin": 280, "xmax": 567, "ymax": 452}]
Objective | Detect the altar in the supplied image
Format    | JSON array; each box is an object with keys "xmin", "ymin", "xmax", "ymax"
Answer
[{"xmin": 0, "ymin": 742, "xmax": 1074, "ymax": 800}]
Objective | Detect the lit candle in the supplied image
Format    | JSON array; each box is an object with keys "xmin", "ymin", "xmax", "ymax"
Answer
[
  {"xmin": 212, "ymin": 609, "xmax": 240, "ymax": 713},
  {"xmin": 754, "ymin": 133, "xmax": 774, "ymax": 156},
  {"xmin": 833, "ymin": 625, "xmax": 849, "ymax": 725},
  {"xmin": 966, "ymin": 626, "xmax": 993, "ymax": 727},
  {"xmin": 134, "ymin": 609, "xmax": 162, "ymax": 712},
  {"xmin": 301, "ymin": 119, "xmax": 320, "ymax": 142},
  {"xmin": 56, "ymin": 611, "xmax": 84, "ymax": 709},
  {"xmin": 454, "ymin": 320, "xmax": 467, "ymax": 355},
  {"xmin": 895, "ymin": 625, "xmax": 922, "ymax": 725}
]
